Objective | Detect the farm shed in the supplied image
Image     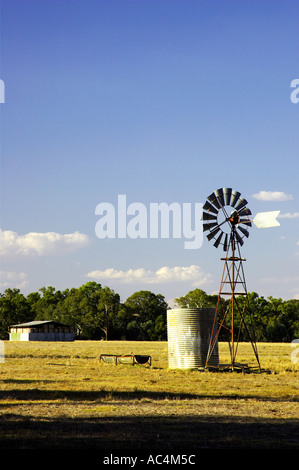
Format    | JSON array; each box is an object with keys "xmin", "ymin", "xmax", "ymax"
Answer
[{"xmin": 9, "ymin": 320, "xmax": 75, "ymax": 342}]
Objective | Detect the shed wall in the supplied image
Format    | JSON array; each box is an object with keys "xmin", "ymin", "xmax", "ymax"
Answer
[{"xmin": 9, "ymin": 332, "xmax": 75, "ymax": 341}]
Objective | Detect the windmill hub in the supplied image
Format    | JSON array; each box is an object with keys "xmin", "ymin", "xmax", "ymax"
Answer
[
  {"xmin": 229, "ymin": 210, "xmax": 240, "ymax": 225},
  {"xmin": 217, "ymin": 208, "xmax": 240, "ymax": 233}
]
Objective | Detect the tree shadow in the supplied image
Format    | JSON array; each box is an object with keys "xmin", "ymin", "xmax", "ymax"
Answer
[
  {"xmin": 0, "ymin": 412, "xmax": 298, "ymax": 449},
  {"xmin": 1, "ymin": 379, "xmax": 63, "ymax": 384},
  {"xmin": 1, "ymin": 387, "xmax": 298, "ymax": 449},
  {"xmin": 0, "ymin": 387, "xmax": 294, "ymax": 402}
]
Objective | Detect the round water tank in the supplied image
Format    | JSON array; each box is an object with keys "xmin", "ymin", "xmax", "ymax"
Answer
[{"xmin": 167, "ymin": 308, "xmax": 219, "ymax": 369}]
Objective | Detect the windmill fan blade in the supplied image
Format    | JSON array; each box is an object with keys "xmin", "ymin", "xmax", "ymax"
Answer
[
  {"xmin": 203, "ymin": 222, "xmax": 218, "ymax": 232},
  {"xmin": 223, "ymin": 187, "xmax": 232, "ymax": 206},
  {"xmin": 203, "ymin": 212, "xmax": 218, "ymax": 221},
  {"xmin": 237, "ymin": 207, "xmax": 252, "ymax": 217},
  {"xmin": 239, "ymin": 219, "xmax": 252, "ymax": 227},
  {"xmin": 207, "ymin": 227, "xmax": 221, "ymax": 241},
  {"xmin": 214, "ymin": 188, "xmax": 225, "ymax": 207},
  {"xmin": 238, "ymin": 225, "xmax": 249, "ymax": 238},
  {"xmin": 223, "ymin": 233, "xmax": 229, "ymax": 251},
  {"xmin": 235, "ymin": 231, "xmax": 244, "ymax": 246},
  {"xmin": 203, "ymin": 201, "xmax": 219, "ymax": 215},
  {"xmin": 234, "ymin": 197, "xmax": 248, "ymax": 212},
  {"xmin": 207, "ymin": 192, "xmax": 222, "ymax": 210},
  {"xmin": 230, "ymin": 190, "xmax": 241, "ymax": 207},
  {"xmin": 204, "ymin": 188, "xmax": 253, "ymax": 250},
  {"xmin": 213, "ymin": 232, "xmax": 223, "ymax": 248}
]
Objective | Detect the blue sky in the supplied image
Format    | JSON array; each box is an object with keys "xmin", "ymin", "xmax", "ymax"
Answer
[{"xmin": 1, "ymin": 0, "xmax": 298, "ymax": 303}]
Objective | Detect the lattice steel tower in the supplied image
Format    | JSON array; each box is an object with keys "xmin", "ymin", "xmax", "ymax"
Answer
[{"xmin": 202, "ymin": 188, "xmax": 279, "ymax": 370}]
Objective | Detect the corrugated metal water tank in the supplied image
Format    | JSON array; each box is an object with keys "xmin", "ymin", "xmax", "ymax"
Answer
[{"xmin": 167, "ymin": 308, "xmax": 219, "ymax": 369}]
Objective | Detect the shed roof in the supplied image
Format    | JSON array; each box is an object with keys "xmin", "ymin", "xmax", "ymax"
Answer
[{"xmin": 10, "ymin": 320, "xmax": 71, "ymax": 328}]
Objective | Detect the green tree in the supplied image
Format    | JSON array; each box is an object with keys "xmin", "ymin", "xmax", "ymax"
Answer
[
  {"xmin": 77, "ymin": 282, "xmax": 103, "ymax": 339},
  {"xmin": 116, "ymin": 303, "xmax": 134, "ymax": 339},
  {"xmin": 153, "ymin": 314, "xmax": 167, "ymax": 340},
  {"xmin": 232, "ymin": 292, "xmax": 269, "ymax": 342},
  {"xmin": 124, "ymin": 290, "xmax": 167, "ymax": 340},
  {"xmin": 282, "ymin": 299, "xmax": 299, "ymax": 340},
  {"xmin": 54, "ymin": 287, "xmax": 84, "ymax": 336},
  {"xmin": 174, "ymin": 288, "xmax": 218, "ymax": 309},
  {"xmin": 0, "ymin": 289, "xmax": 33, "ymax": 339},
  {"xmin": 70, "ymin": 282, "xmax": 119, "ymax": 340},
  {"xmin": 96, "ymin": 286, "xmax": 120, "ymax": 340},
  {"xmin": 34, "ymin": 286, "xmax": 66, "ymax": 320},
  {"xmin": 26, "ymin": 291, "xmax": 42, "ymax": 319}
]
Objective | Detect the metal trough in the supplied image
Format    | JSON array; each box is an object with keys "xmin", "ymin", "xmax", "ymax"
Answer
[{"xmin": 99, "ymin": 354, "xmax": 151, "ymax": 366}]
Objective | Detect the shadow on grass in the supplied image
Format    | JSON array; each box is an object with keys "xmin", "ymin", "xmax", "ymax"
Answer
[
  {"xmin": 0, "ymin": 387, "xmax": 297, "ymax": 402},
  {"xmin": 1, "ymin": 388, "xmax": 298, "ymax": 449},
  {"xmin": 1, "ymin": 379, "xmax": 63, "ymax": 384},
  {"xmin": 0, "ymin": 412, "xmax": 298, "ymax": 449}
]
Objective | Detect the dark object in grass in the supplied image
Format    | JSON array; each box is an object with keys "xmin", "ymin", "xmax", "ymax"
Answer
[{"xmin": 99, "ymin": 354, "xmax": 151, "ymax": 366}]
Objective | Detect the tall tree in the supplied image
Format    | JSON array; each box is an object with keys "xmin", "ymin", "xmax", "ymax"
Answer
[
  {"xmin": 35, "ymin": 286, "xmax": 65, "ymax": 320},
  {"xmin": 77, "ymin": 282, "xmax": 103, "ymax": 339},
  {"xmin": 124, "ymin": 290, "xmax": 167, "ymax": 340},
  {"xmin": 97, "ymin": 286, "xmax": 120, "ymax": 340},
  {"xmin": 174, "ymin": 288, "xmax": 218, "ymax": 309},
  {"xmin": 54, "ymin": 287, "xmax": 84, "ymax": 336},
  {"xmin": 0, "ymin": 288, "xmax": 33, "ymax": 339}
]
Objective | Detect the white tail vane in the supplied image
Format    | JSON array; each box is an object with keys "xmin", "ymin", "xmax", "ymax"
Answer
[{"xmin": 253, "ymin": 211, "xmax": 280, "ymax": 229}]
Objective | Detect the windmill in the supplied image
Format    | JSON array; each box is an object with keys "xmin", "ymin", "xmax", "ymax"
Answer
[{"xmin": 203, "ymin": 188, "xmax": 280, "ymax": 371}]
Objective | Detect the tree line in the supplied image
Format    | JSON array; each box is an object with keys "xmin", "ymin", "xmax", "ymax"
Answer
[{"xmin": 0, "ymin": 283, "xmax": 298, "ymax": 342}]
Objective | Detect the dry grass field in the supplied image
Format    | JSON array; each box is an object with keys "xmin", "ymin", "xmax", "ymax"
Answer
[{"xmin": 0, "ymin": 340, "xmax": 298, "ymax": 450}]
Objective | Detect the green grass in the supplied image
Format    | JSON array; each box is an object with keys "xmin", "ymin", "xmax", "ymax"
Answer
[{"xmin": 0, "ymin": 340, "xmax": 298, "ymax": 449}]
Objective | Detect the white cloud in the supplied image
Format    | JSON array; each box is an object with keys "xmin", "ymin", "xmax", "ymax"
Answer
[
  {"xmin": 278, "ymin": 212, "xmax": 299, "ymax": 219},
  {"xmin": 0, "ymin": 229, "xmax": 89, "ymax": 256},
  {"xmin": 0, "ymin": 271, "xmax": 28, "ymax": 290},
  {"xmin": 252, "ymin": 191, "xmax": 293, "ymax": 201},
  {"xmin": 87, "ymin": 265, "xmax": 213, "ymax": 287}
]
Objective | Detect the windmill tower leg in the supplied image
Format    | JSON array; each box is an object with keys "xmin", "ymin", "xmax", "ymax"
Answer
[{"xmin": 205, "ymin": 232, "xmax": 261, "ymax": 371}]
